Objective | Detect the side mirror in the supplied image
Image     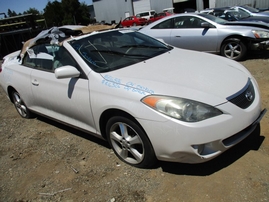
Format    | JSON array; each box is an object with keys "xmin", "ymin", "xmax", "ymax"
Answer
[
  {"xmin": 55, "ymin": 65, "xmax": 80, "ymax": 79},
  {"xmin": 201, "ymin": 22, "xmax": 215, "ymax": 28}
]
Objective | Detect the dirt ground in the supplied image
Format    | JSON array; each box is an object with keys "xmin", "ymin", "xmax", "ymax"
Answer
[{"xmin": 0, "ymin": 50, "xmax": 269, "ymax": 202}]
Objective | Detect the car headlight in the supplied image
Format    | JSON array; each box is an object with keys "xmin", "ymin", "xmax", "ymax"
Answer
[
  {"xmin": 141, "ymin": 95, "xmax": 222, "ymax": 122},
  {"xmin": 252, "ymin": 30, "xmax": 269, "ymax": 39}
]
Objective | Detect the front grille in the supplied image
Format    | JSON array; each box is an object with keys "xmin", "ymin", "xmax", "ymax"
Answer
[
  {"xmin": 226, "ymin": 78, "xmax": 255, "ymax": 109},
  {"xmin": 222, "ymin": 122, "xmax": 256, "ymax": 147}
]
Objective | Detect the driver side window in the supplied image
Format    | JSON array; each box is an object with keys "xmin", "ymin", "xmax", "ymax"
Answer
[
  {"xmin": 23, "ymin": 44, "xmax": 53, "ymax": 71},
  {"xmin": 53, "ymin": 47, "xmax": 77, "ymax": 69},
  {"xmin": 152, "ymin": 19, "xmax": 173, "ymax": 29},
  {"xmin": 174, "ymin": 16, "xmax": 205, "ymax": 28},
  {"xmin": 23, "ymin": 44, "xmax": 79, "ymax": 72}
]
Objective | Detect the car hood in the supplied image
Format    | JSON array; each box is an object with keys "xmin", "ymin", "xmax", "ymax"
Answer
[
  {"xmin": 224, "ymin": 21, "xmax": 269, "ymax": 29},
  {"xmin": 101, "ymin": 48, "xmax": 252, "ymax": 106},
  {"xmin": 258, "ymin": 11, "xmax": 269, "ymax": 16},
  {"xmin": 239, "ymin": 16, "xmax": 269, "ymax": 23}
]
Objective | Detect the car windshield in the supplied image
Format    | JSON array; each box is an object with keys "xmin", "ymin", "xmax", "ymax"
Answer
[
  {"xmin": 198, "ymin": 13, "xmax": 228, "ymax": 24},
  {"xmin": 241, "ymin": 5, "xmax": 260, "ymax": 13},
  {"xmin": 232, "ymin": 10, "xmax": 250, "ymax": 18},
  {"xmin": 225, "ymin": 9, "xmax": 250, "ymax": 19},
  {"xmin": 69, "ymin": 29, "xmax": 171, "ymax": 73}
]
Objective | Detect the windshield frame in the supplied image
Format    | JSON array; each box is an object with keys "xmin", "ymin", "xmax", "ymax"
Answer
[{"xmin": 198, "ymin": 13, "xmax": 228, "ymax": 24}]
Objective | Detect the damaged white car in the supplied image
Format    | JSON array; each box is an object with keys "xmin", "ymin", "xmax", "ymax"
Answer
[{"xmin": 0, "ymin": 25, "xmax": 266, "ymax": 168}]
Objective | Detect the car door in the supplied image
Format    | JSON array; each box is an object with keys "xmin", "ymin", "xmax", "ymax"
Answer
[
  {"xmin": 144, "ymin": 18, "xmax": 173, "ymax": 44},
  {"xmin": 124, "ymin": 17, "xmax": 132, "ymax": 27},
  {"xmin": 170, "ymin": 16, "xmax": 219, "ymax": 52},
  {"xmin": 24, "ymin": 44, "xmax": 96, "ymax": 133}
]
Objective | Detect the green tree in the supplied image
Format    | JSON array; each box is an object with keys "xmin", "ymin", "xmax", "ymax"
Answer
[
  {"xmin": 7, "ymin": 9, "xmax": 17, "ymax": 17},
  {"xmin": 23, "ymin": 8, "xmax": 41, "ymax": 15},
  {"xmin": 44, "ymin": 1, "xmax": 64, "ymax": 27},
  {"xmin": 44, "ymin": 0, "xmax": 92, "ymax": 27},
  {"xmin": 75, "ymin": 2, "xmax": 91, "ymax": 25},
  {"xmin": 61, "ymin": 0, "xmax": 80, "ymax": 25}
]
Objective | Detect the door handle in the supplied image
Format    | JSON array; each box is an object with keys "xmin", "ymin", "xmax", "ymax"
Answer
[{"xmin": 31, "ymin": 79, "xmax": 39, "ymax": 86}]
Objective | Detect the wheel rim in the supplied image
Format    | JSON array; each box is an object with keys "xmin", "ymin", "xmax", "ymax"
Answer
[
  {"xmin": 224, "ymin": 42, "xmax": 242, "ymax": 59},
  {"xmin": 13, "ymin": 92, "xmax": 27, "ymax": 117},
  {"xmin": 110, "ymin": 122, "xmax": 144, "ymax": 164}
]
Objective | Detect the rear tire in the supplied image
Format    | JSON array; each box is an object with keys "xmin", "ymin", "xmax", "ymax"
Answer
[
  {"xmin": 220, "ymin": 38, "xmax": 247, "ymax": 61},
  {"xmin": 106, "ymin": 116, "xmax": 157, "ymax": 168},
  {"xmin": 11, "ymin": 90, "xmax": 32, "ymax": 118}
]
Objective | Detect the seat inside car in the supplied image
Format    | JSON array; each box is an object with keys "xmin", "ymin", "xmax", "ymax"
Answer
[{"xmin": 53, "ymin": 47, "xmax": 76, "ymax": 69}]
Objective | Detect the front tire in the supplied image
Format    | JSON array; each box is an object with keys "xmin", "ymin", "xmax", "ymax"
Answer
[
  {"xmin": 220, "ymin": 38, "xmax": 247, "ymax": 61},
  {"xmin": 106, "ymin": 116, "xmax": 157, "ymax": 168},
  {"xmin": 11, "ymin": 90, "xmax": 32, "ymax": 118}
]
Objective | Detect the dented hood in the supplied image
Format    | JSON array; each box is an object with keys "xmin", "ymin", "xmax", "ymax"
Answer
[
  {"xmin": 224, "ymin": 21, "xmax": 269, "ymax": 29},
  {"xmin": 102, "ymin": 48, "xmax": 253, "ymax": 106}
]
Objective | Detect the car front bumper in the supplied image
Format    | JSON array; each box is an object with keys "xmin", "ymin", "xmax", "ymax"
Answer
[
  {"xmin": 137, "ymin": 91, "xmax": 266, "ymax": 164},
  {"xmin": 189, "ymin": 108, "xmax": 266, "ymax": 163},
  {"xmin": 251, "ymin": 40, "xmax": 269, "ymax": 50}
]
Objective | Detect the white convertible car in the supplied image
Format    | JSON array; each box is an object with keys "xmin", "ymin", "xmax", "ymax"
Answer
[{"xmin": 0, "ymin": 25, "xmax": 266, "ymax": 168}]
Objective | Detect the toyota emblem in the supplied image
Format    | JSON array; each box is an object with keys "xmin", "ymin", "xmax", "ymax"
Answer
[{"xmin": 245, "ymin": 91, "xmax": 253, "ymax": 101}]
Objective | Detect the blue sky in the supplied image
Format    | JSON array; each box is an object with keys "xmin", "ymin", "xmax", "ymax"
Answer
[{"xmin": 0, "ymin": 0, "xmax": 93, "ymax": 14}]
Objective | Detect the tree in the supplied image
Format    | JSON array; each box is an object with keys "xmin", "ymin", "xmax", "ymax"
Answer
[
  {"xmin": 75, "ymin": 3, "xmax": 91, "ymax": 25},
  {"xmin": 7, "ymin": 9, "xmax": 17, "ymax": 17},
  {"xmin": 61, "ymin": 0, "xmax": 80, "ymax": 25},
  {"xmin": 44, "ymin": 1, "xmax": 64, "ymax": 27},
  {"xmin": 23, "ymin": 8, "xmax": 41, "ymax": 16}
]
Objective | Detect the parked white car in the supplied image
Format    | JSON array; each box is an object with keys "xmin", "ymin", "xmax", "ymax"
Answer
[
  {"xmin": 136, "ymin": 10, "xmax": 156, "ymax": 20},
  {"xmin": 0, "ymin": 25, "xmax": 266, "ymax": 168}
]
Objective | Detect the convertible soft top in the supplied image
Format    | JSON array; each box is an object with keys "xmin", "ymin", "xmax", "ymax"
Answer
[{"xmin": 19, "ymin": 24, "xmax": 118, "ymax": 59}]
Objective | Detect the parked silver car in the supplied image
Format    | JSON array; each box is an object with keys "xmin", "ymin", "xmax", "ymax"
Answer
[
  {"xmin": 204, "ymin": 7, "xmax": 269, "ymax": 24},
  {"xmin": 0, "ymin": 25, "xmax": 266, "ymax": 168},
  {"xmin": 139, "ymin": 13, "xmax": 269, "ymax": 60},
  {"xmin": 231, "ymin": 5, "xmax": 269, "ymax": 17}
]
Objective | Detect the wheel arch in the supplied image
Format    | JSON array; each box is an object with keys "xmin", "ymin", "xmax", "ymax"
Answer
[
  {"xmin": 220, "ymin": 35, "xmax": 249, "ymax": 48},
  {"xmin": 99, "ymin": 108, "xmax": 147, "ymax": 140},
  {"xmin": 7, "ymin": 86, "xmax": 17, "ymax": 104},
  {"xmin": 220, "ymin": 35, "xmax": 249, "ymax": 61}
]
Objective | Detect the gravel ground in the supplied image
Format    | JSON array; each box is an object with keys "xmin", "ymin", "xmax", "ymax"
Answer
[{"xmin": 0, "ymin": 50, "xmax": 269, "ymax": 202}]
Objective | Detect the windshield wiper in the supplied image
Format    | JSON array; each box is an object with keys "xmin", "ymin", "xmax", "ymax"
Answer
[
  {"xmin": 91, "ymin": 50, "xmax": 151, "ymax": 59},
  {"xmin": 120, "ymin": 44, "xmax": 169, "ymax": 49}
]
